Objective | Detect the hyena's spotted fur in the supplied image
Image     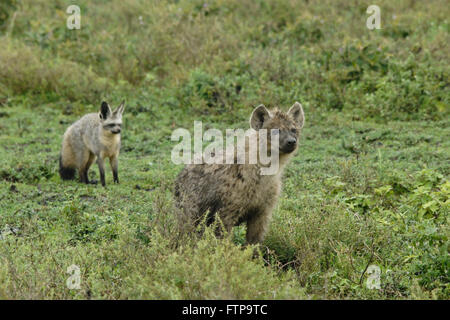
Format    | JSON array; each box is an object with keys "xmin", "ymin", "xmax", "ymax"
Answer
[
  {"xmin": 174, "ymin": 102, "xmax": 305, "ymax": 244},
  {"xmin": 59, "ymin": 101, "xmax": 125, "ymax": 186}
]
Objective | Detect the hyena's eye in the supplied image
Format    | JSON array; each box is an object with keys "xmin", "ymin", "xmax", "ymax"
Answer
[{"xmin": 290, "ymin": 128, "xmax": 297, "ymax": 134}]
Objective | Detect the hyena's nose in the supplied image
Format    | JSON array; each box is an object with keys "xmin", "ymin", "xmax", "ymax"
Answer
[{"xmin": 287, "ymin": 137, "xmax": 296, "ymax": 146}]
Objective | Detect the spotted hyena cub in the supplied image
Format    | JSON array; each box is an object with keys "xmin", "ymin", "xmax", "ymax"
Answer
[{"xmin": 174, "ymin": 102, "xmax": 305, "ymax": 244}]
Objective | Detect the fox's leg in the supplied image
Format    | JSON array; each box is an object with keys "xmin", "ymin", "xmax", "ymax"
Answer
[
  {"xmin": 77, "ymin": 149, "xmax": 91, "ymax": 184},
  {"xmin": 83, "ymin": 153, "xmax": 96, "ymax": 184},
  {"xmin": 79, "ymin": 168, "xmax": 87, "ymax": 184},
  {"xmin": 110, "ymin": 155, "xmax": 119, "ymax": 184},
  {"xmin": 97, "ymin": 156, "xmax": 106, "ymax": 187}
]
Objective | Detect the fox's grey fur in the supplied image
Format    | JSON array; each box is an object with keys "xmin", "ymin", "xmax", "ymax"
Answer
[
  {"xmin": 59, "ymin": 101, "xmax": 125, "ymax": 186},
  {"xmin": 174, "ymin": 102, "xmax": 305, "ymax": 244}
]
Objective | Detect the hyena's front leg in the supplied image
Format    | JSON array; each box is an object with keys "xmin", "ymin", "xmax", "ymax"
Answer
[
  {"xmin": 246, "ymin": 209, "xmax": 273, "ymax": 244},
  {"xmin": 97, "ymin": 157, "xmax": 106, "ymax": 187},
  {"xmin": 110, "ymin": 156, "xmax": 119, "ymax": 184}
]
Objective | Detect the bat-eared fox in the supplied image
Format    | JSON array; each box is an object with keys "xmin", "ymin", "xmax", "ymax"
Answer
[
  {"xmin": 59, "ymin": 101, "xmax": 125, "ymax": 187},
  {"xmin": 174, "ymin": 102, "xmax": 305, "ymax": 244}
]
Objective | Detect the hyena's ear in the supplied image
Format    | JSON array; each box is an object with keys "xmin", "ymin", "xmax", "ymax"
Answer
[
  {"xmin": 114, "ymin": 100, "xmax": 125, "ymax": 115},
  {"xmin": 250, "ymin": 104, "xmax": 270, "ymax": 130},
  {"xmin": 288, "ymin": 102, "xmax": 305, "ymax": 129},
  {"xmin": 99, "ymin": 101, "xmax": 112, "ymax": 120}
]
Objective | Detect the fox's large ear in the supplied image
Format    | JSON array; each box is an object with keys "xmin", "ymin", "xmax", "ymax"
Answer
[
  {"xmin": 288, "ymin": 102, "xmax": 304, "ymax": 129},
  {"xmin": 250, "ymin": 104, "xmax": 270, "ymax": 130},
  {"xmin": 114, "ymin": 100, "xmax": 125, "ymax": 115},
  {"xmin": 99, "ymin": 101, "xmax": 112, "ymax": 120}
]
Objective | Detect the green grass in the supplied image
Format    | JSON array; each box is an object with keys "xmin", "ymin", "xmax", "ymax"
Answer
[{"xmin": 0, "ymin": 0, "xmax": 448, "ymax": 299}]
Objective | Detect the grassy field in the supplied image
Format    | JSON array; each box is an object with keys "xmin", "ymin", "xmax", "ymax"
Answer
[{"xmin": 0, "ymin": 0, "xmax": 448, "ymax": 299}]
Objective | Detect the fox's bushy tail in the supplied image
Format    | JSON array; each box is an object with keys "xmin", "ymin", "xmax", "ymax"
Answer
[{"xmin": 59, "ymin": 154, "xmax": 76, "ymax": 180}]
